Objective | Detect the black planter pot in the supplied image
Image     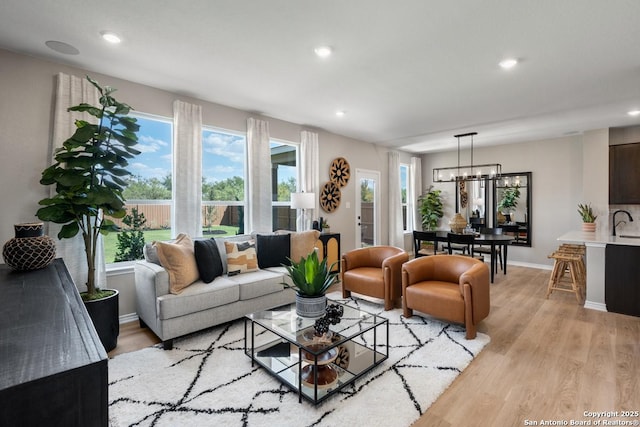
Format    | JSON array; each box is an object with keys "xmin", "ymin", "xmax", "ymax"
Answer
[{"xmin": 83, "ymin": 289, "xmax": 119, "ymax": 352}]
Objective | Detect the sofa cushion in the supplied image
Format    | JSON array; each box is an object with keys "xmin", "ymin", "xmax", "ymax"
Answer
[
  {"xmin": 226, "ymin": 269, "xmax": 286, "ymax": 300},
  {"xmin": 224, "ymin": 240, "xmax": 258, "ymax": 275},
  {"xmin": 256, "ymin": 233, "xmax": 291, "ymax": 268},
  {"xmin": 264, "ymin": 265, "xmax": 293, "ymax": 287},
  {"xmin": 154, "ymin": 233, "xmax": 199, "ymax": 294},
  {"xmin": 194, "ymin": 238, "xmax": 223, "ymax": 283},
  {"xmin": 157, "ymin": 277, "xmax": 239, "ymax": 320}
]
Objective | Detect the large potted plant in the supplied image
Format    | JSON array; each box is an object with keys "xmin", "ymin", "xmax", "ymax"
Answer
[
  {"xmin": 36, "ymin": 76, "xmax": 140, "ymax": 352},
  {"xmin": 418, "ymin": 186, "xmax": 444, "ymax": 231},
  {"xmin": 284, "ymin": 250, "xmax": 338, "ymax": 317}
]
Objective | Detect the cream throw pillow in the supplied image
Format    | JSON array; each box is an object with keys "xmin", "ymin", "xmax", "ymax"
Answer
[
  {"xmin": 290, "ymin": 230, "xmax": 321, "ymax": 263},
  {"xmin": 154, "ymin": 233, "xmax": 199, "ymax": 294}
]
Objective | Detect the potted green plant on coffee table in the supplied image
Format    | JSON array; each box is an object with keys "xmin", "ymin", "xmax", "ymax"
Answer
[
  {"xmin": 284, "ymin": 250, "xmax": 338, "ymax": 317},
  {"xmin": 36, "ymin": 76, "xmax": 140, "ymax": 351}
]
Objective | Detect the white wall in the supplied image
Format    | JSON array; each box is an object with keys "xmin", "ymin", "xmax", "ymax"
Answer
[
  {"xmin": 422, "ymin": 132, "xmax": 610, "ymax": 267},
  {"xmin": 0, "ymin": 48, "xmax": 410, "ymax": 318}
]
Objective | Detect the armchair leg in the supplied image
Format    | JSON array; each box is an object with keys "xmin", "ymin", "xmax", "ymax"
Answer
[
  {"xmin": 465, "ymin": 322, "xmax": 477, "ymax": 340},
  {"xmin": 463, "ymin": 283, "xmax": 476, "ymax": 339},
  {"xmin": 384, "ymin": 299, "xmax": 393, "ymax": 311},
  {"xmin": 342, "ymin": 288, "xmax": 351, "ymax": 299},
  {"xmin": 403, "ymin": 304, "xmax": 413, "ymax": 318}
]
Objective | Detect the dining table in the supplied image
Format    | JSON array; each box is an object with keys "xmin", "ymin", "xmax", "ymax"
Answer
[{"xmin": 432, "ymin": 230, "xmax": 514, "ymax": 283}]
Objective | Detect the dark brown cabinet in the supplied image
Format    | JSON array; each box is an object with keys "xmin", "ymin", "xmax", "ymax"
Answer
[
  {"xmin": 605, "ymin": 244, "xmax": 640, "ymax": 317},
  {"xmin": 609, "ymin": 142, "xmax": 640, "ymax": 204},
  {"xmin": 0, "ymin": 259, "xmax": 108, "ymax": 426}
]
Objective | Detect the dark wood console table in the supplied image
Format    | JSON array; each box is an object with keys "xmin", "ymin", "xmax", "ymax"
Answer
[{"xmin": 0, "ymin": 259, "xmax": 108, "ymax": 426}]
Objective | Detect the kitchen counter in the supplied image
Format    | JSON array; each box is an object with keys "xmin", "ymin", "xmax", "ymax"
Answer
[
  {"xmin": 558, "ymin": 229, "xmax": 640, "ymax": 246},
  {"xmin": 558, "ymin": 229, "xmax": 640, "ymax": 313}
]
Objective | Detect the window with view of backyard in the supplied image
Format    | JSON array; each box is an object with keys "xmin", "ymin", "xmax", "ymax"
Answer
[{"xmin": 104, "ymin": 115, "xmax": 299, "ymax": 264}]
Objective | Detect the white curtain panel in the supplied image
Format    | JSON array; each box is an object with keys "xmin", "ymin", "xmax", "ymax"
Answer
[
  {"xmin": 172, "ymin": 100, "xmax": 203, "ymax": 238},
  {"xmin": 410, "ymin": 156, "xmax": 423, "ymax": 231},
  {"xmin": 246, "ymin": 118, "xmax": 272, "ymax": 233},
  {"xmin": 299, "ymin": 131, "xmax": 319, "ymax": 231},
  {"xmin": 388, "ymin": 151, "xmax": 404, "ymax": 248},
  {"xmin": 49, "ymin": 73, "xmax": 106, "ymax": 291}
]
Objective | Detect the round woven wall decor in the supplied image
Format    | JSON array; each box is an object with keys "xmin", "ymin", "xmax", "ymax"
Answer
[
  {"xmin": 320, "ymin": 181, "xmax": 341, "ymax": 212},
  {"xmin": 329, "ymin": 157, "xmax": 350, "ymax": 187}
]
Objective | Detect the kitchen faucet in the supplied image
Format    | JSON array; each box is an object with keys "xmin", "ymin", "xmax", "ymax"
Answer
[{"xmin": 612, "ymin": 209, "xmax": 634, "ymax": 236}]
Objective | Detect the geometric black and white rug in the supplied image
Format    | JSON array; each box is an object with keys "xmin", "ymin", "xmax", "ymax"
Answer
[{"xmin": 108, "ymin": 292, "xmax": 489, "ymax": 427}]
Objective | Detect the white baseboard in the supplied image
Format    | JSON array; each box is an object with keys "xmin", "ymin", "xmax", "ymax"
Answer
[
  {"xmin": 507, "ymin": 260, "xmax": 553, "ymax": 270},
  {"xmin": 119, "ymin": 312, "xmax": 139, "ymax": 325},
  {"xmin": 584, "ymin": 301, "xmax": 607, "ymax": 312}
]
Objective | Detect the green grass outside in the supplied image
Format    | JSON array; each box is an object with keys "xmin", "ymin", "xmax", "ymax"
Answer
[{"xmin": 103, "ymin": 225, "xmax": 239, "ymax": 263}]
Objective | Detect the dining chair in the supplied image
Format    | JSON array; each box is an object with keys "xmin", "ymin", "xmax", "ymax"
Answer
[
  {"xmin": 446, "ymin": 233, "xmax": 483, "ymax": 261},
  {"xmin": 413, "ymin": 230, "xmax": 447, "ymax": 257},
  {"xmin": 500, "ymin": 224, "xmax": 521, "ymax": 243},
  {"xmin": 473, "ymin": 227, "xmax": 503, "ymax": 272}
]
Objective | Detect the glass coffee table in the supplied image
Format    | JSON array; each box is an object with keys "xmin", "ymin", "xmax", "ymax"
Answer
[{"xmin": 244, "ymin": 301, "xmax": 388, "ymax": 404}]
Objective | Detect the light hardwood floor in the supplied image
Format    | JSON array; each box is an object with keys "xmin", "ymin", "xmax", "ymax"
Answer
[{"xmin": 109, "ymin": 265, "xmax": 640, "ymax": 426}]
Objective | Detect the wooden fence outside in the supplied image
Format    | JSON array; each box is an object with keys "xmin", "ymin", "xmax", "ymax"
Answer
[{"xmin": 112, "ymin": 202, "xmax": 295, "ymax": 232}]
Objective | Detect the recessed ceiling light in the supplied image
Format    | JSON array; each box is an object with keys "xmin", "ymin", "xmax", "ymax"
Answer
[
  {"xmin": 45, "ymin": 40, "xmax": 79, "ymax": 55},
  {"xmin": 314, "ymin": 46, "xmax": 332, "ymax": 58},
  {"xmin": 336, "ymin": 110, "xmax": 346, "ymax": 117},
  {"xmin": 499, "ymin": 58, "xmax": 518, "ymax": 69},
  {"xmin": 628, "ymin": 110, "xmax": 640, "ymax": 117},
  {"xmin": 101, "ymin": 31, "xmax": 122, "ymax": 44}
]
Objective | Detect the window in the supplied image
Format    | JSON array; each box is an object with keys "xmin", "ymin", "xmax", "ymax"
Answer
[
  {"xmin": 400, "ymin": 164, "xmax": 408, "ymax": 231},
  {"xmin": 270, "ymin": 140, "xmax": 298, "ymax": 231},
  {"xmin": 105, "ymin": 113, "xmax": 173, "ymax": 263},
  {"xmin": 202, "ymin": 127, "xmax": 246, "ymax": 236}
]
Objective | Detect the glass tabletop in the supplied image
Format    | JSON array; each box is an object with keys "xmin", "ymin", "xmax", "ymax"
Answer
[{"xmin": 247, "ymin": 300, "xmax": 385, "ymax": 348}]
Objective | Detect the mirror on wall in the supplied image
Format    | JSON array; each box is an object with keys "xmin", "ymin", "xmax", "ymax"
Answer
[
  {"xmin": 493, "ymin": 172, "xmax": 532, "ymax": 247},
  {"xmin": 456, "ymin": 179, "xmax": 489, "ymax": 231}
]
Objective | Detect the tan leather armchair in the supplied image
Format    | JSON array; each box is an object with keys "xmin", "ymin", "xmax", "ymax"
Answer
[
  {"xmin": 402, "ymin": 254, "xmax": 490, "ymax": 339},
  {"xmin": 341, "ymin": 246, "xmax": 409, "ymax": 310}
]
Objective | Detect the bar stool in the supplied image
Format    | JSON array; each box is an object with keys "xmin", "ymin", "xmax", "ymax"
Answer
[{"xmin": 546, "ymin": 244, "xmax": 586, "ymax": 303}]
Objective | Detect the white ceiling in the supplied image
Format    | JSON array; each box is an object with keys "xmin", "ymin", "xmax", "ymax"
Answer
[{"xmin": 1, "ymin": 0, "xmax": 640, "ymax": 153}]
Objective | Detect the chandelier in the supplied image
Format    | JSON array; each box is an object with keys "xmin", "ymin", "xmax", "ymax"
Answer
[{"xmin": 432, "ymin": 132, "xmax": 502, "ymax": 182}]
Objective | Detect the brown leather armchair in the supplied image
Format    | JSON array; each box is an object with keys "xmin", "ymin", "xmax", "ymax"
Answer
[
  {"xmin": 341, "ymin": 246, "xmax": 409, "ymax": 310},
  {"xmin": 402, "ymin": 254, "xmax": 490, "ymax": 339}
]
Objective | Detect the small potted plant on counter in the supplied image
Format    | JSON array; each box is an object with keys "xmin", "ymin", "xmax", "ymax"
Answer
[{"xmin": 578, "ymin": 203, "xmax": 597, "ymax": 232}]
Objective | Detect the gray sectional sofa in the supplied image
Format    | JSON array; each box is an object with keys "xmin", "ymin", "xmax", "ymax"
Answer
[{"xmin": 134, "ymin": 230, "xmax": 320, "ymax": 349}]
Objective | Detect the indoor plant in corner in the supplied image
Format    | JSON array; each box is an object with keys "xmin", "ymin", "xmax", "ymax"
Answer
[
  {"xmin": 284, "ymin": 250, "xmax": 338, "ymax": 318},
  {"xmin": 36, "ymin": 76, "xmax": 140, "ymax": 352},
  {"xmin": 418, "ymin": 186, "xmax": 444, "ymax": 231},
  {"xmin": 578, "ymin": 203, "xmax": 597, "ymax": 232}
]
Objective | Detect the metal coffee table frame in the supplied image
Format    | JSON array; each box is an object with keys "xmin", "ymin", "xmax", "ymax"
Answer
[{"xmin": 244, "ymin": 301, "xmax": 388, "ymax": 404}]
